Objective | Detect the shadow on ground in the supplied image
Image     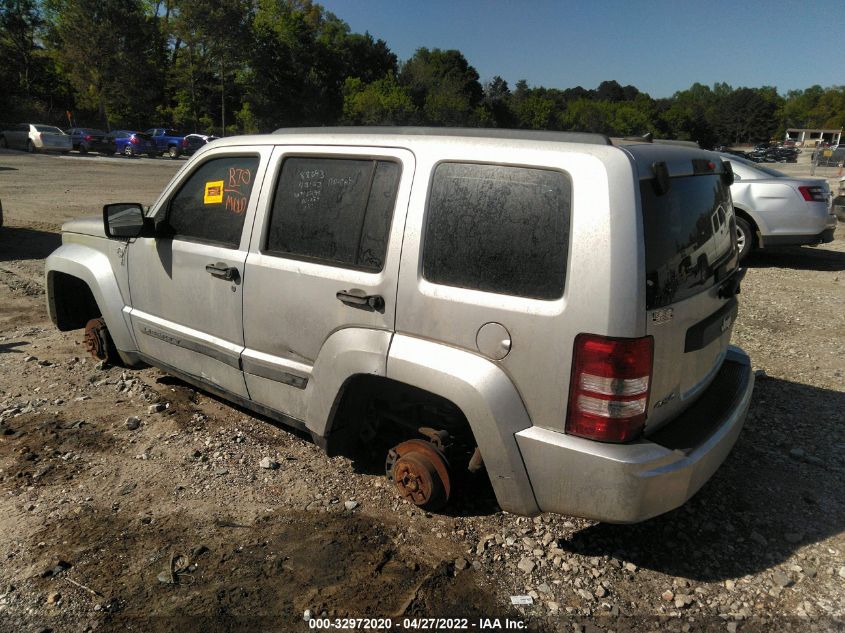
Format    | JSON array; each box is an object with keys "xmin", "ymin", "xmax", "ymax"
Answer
[
  {"xmin": 0, "ymin": 226, "xmax": 61, "ymax": 262},
  {"xmin": 745, "ymin": 242, "xmax": 845, "ymax": 271},
  {"xmin": 563, "ymin": 376, "xmax": 845, "ymax": 581}
]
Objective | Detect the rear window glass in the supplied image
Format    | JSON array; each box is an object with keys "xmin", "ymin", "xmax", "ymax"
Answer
[
  {"xmin": 641, "ymin": 175, "xmax": 735, "ymax": 309},
  {"xmin": 423, "ymin": 162, "xmax": 571, "ymax": 300},
  {"xmin": 35, "ymin": 125, "xmax": 63, "ymax": 134}
]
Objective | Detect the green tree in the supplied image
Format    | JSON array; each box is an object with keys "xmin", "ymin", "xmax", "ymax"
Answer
[
  {"xmin": 341, "ymin": 73, "xmax": 417, "ymax": 124},
  {"xmin": 0, "ymin": 0, "xmax": 69, "ymax": 126},
  {"xmin": 399, "ymin": 48, "xmax": 483, "ymax": 125},
  {"xmin": 46, "ymin": 0, "xmax": 162, "ymax": 128}
]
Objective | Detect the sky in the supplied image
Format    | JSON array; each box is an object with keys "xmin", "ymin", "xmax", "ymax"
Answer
[{"xmin": 318, "ymin": 0, "xmax": 842, "ymax": 98}]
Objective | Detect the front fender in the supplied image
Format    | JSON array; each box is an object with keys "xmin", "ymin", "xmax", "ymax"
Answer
[
  {"xmin": 45, "ymin": 243, "xmax": 136, "ymax": 353},
  {"xmin": 386, "ymin": 334, "xmax": 539, "ymax": 516}
]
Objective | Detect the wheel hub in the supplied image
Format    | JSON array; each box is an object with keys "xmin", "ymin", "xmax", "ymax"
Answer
[{"xmin": 386, "ymin": 439, "xmax": 451, "ymax": 510}]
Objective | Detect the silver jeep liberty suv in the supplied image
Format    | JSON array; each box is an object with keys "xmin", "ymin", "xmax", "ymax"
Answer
[{"xmin": 46, "ymin": 128, "xmax": 753, "ymax": 523}]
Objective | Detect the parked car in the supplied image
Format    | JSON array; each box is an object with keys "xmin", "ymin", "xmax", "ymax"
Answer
[
  {"xmin": 66, "ymin": 127, "xmax": 112, "ymax": 154},
  {"xmin": 45, "ymin": 128, "xmax": 753, "ymax": 523},
  {"xmin": 105, "ymin": 130, "xmax": 157, "ymax": 157},
  {"xmin": 0, "ymin": 123, "xmax": 72, "ymax": 153},
  {"xmin": 180, "ymin": 133, "xmax": 219, "ymax": 156},
  {"xmin": 716, "ymin": 152, "xmax": 836, "ymax": 259},
  {"xmin": 145, "ymin": 128, "xmax": 185, "ymax": 158}
]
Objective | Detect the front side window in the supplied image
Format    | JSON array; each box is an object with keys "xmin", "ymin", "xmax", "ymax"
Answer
[
  {"xmin": 422, "ymin": 162, "xmax": 572, "ymax": 300},
  {"xmin": 265, "ymin": 156, "xmax": 401, "ymax": 271},
  {"xmin": 167, "ymin": 155, "xmax": 260, "ymax": 248}
]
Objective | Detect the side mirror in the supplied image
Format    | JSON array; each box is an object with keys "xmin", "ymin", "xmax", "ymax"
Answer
[{"xmin": 103, "ymin": 203, "xmax": 151, "ymax": 239}]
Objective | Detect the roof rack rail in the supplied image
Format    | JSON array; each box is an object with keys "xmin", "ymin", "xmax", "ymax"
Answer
[
  {"xmin": 270, "ymin": 126, "xmax": 612, "ymax": 146},
  {"xmin": 612, "ymin": 133, "xmax": 700, "ymax": 148}
]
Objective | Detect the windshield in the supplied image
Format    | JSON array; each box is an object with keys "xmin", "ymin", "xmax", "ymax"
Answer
[
  {"xmin": 642, "ymin": 174, "xmax": 737, "ymax": 309},
  {"xmin": 718, "ymin": 153, "xmax": 786, "ymax": 179},
  {"xmin": 35, "ymin": 125, "xmax": 64, "ymax": 134}
]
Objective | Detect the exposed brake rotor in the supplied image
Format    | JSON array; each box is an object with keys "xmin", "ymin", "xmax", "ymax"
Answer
[
  {"xmin": 386, "ymin": 438, "xmax": 451, "ymax": 510},
  {"xmin": 83, "ymin": 318, "xmax": 115, "ymax": 363}
]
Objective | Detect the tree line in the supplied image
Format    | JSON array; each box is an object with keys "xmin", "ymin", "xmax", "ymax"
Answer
[{"xmin": 2, "ymin": 0, "xmax": 844, "ymax": 145}]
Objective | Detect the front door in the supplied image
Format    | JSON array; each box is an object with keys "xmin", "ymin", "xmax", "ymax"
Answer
[
  {"xmin": 127, "ymin": 148, "xmax": 271, "ymax": 398},
  {"xmin": 241, "ymin": 146, "xmax": 414, "ymax": 424}
]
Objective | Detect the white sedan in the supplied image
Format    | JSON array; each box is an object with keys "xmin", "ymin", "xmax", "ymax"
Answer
[
  {"xmin": 0, "ymin": 123, "xmax": 73, "ymax": 154},
  {"xmin": 718, "ymin": 153, "xmax": 836, "ymax": 259}
]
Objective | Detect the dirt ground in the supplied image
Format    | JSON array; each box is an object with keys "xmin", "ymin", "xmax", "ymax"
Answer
[{"xmin": 0, "ymin": 148, "xmax": 843, "ymax": 633}]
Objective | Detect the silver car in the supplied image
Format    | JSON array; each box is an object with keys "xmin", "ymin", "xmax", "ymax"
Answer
[
  {"xmin": 717, "ymin": 152, "xmax": 836, "ymax": 259},
  {"xmin": 45, "ymin": 129, "xmax": 754, "ymax": 523},
  {"xmin": 0, "ymin": 123, "xmax": 73, "ymax": 153}
]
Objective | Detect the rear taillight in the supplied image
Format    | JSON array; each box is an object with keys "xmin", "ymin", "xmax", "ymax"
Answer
[
  {"xmin": 181, "ymin": 138, "xmax": 188, "ymax": 148},
  {"xmin": 130, "ymin": 136, "xmax": 139, "ymax": 145},
  {"xmin": 84, "ymin": 134, "xmax": 92, "ymax": 141},
  {"xmin": 798, "ymin": 185, "xmax": 826, "ymax": 202},
  {"xmin": 565, "ymin": 334, "xmax": 654, "ymax": 443}
]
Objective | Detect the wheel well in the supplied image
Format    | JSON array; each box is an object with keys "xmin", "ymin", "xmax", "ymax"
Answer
[
  {"xmin": 48, "ymin": 272, "xmax": 101, "ymax": 331},
  {"xmin": 325, "ymin": 375, "xmax": 478, "ymax": 469},
  {"xmin": 733, "ymin": 208, "xmax": 759, "ymax": 245}
]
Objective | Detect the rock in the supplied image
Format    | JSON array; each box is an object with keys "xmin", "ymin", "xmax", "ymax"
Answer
[
  {"xmin": 303, "ymin": 609, "xmax": 313, "ymax": 622},
  {"xmin": 344, "ymin": 500, "xmax": 359, "ymax": 511},
  {"xmin": 125, "ymin": 416, "xmax": 141, "ymax": 430},
  {"xmin": 454, "ymin": 557, "xmax": 468, "ymax": 571},
  {"xmin": 772, "ymin": 571, "xmax": 792, "ymax": 587},
  {"xmin": 595, "ymin": 585, "xmax": 607, "ymax": 598},
  {"xmin": 624, "ymin": 562, "xmax": 637, "ymax": 572},
  {"xmin": 753, "ymin": 369, "xmax": 767, "ymax": 379},
  {"xmin": 749, "ymin": 531, "xmax": 767, "ymax": 546},
  {"xmin": 517, "ymin": 557, "xmax": 536, "ymax": 574},
  {"xmin": 837, "ymin": 567, "xmax": 845, "ymax": 579},
  {"xmin": 724, "ymin": 579, "xmax": 736, "ymax": 591},
  {"xmin": 47, "ymin": 591, "xmax": 61, "ymax": 604},
  {"xmin": 214, "ymin": 468, "xmax": 229, "ymax": 476},
  {"xmin": 23, "ymin": 355, "xmax": 37, "ymax": 363},
  {"xmin": 259, "ymin": 457, "xmax": 279, "ymax": 470},
  {"xmin": 148, "ymin": 403, "xmax": 166, "ymax": 414},
  {"xmin": 661, "ymin": 590, "xmax": 674, "ymax": 601},
  {"xmin": 726, "ymin": 623, "xmax": 738, "ymax": 633},
  {"xmin": 538, "ymin": 582, "xmax": 551, "ymax": 595},
  {"xmin": 547, "ymin": 601, "xmax": 559, "ymax": 613}
]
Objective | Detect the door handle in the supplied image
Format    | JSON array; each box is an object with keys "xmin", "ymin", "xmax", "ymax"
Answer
[
  {"xmin": 336, "ymin": 289, "xmax": 384, "ymax": 312},
  {"xmin": 205, "ymin": 262, "xmax": 238, "ymax": 281}
]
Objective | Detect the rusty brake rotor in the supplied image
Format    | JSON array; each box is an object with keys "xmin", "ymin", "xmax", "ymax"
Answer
[{"xmin": 386, "ymin": 438, "xmax": 451, "ymax": 510}]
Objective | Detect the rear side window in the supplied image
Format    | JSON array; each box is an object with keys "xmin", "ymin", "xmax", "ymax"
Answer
[
  {"xmin": 641, "ymin": 175, "xmax": 735, "ymax": 309},
  {"xmin": 423, "ymin": 162, "xmax": 571, "ymax": 300},
  {"xmin": 167, "ymin": 155, "xmax": 260, "ymax": 248},
  {"xmin": 265, "ymin": 157, "xmax": 400, "ymax": 271}
]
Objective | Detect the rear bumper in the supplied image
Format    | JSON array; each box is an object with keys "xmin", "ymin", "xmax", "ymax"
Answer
[
  {"xmin": 515, "ymin": 346, "xmax": 753, "ymax": 523},
  {"xmin": 762, "ymin": 224, "xmax": 836, "ymax": 247}
]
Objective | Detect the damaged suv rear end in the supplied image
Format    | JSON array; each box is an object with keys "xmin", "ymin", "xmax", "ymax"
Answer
[{"xmin": 516, "ymin": 141, "xmax": 753, "ymax": 523}]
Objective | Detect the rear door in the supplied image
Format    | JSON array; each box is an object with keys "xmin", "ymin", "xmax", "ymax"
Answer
[
  {"xmin": 241, "ymin": 145, "xmax": 413, "ymax": 422},
  {"xmin": 639, "ymin": 159, "xmax": 740, "ymax": 430},
  {"xmin": 128, "ymin": 147, "xmax": 271, "ymax": 397}
]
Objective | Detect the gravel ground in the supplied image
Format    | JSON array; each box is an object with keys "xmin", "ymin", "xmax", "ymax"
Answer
[{"xmin": 0, "ymin": 148, "xmax": 843, "ymax": 633}]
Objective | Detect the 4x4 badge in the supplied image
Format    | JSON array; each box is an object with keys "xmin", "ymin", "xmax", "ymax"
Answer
[{"xmin": 651, "ymin": 308, "xmax": 674, "ymax": 324}]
